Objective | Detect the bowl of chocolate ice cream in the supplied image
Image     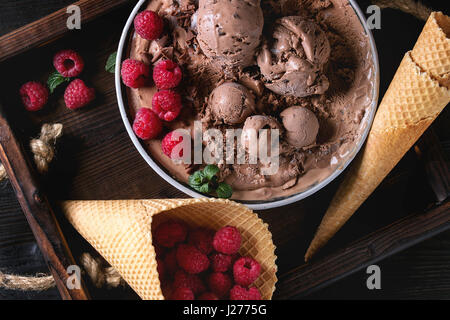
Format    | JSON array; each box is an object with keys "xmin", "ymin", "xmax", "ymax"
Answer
[{"xmin": 116, "ymin": 0, "xmax": 379, "ymax": 210}]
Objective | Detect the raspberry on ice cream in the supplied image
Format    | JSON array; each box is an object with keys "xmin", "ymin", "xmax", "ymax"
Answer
[
  {"xmin": 213, "ymin": 226, "xmax": 241, "ymax": 255},
  {"xmin": 188, "ymin": 227, "xmax": 214, "ymax": 255},
  {"xmin": 173, "ymin": 270, "xmax": 206, "ymax": 295},
  {"xmin": 64, "ymin": 79, "xmax": 95, "ymax": 110},
  {"xmin": 152, "ymin": 90, "xmax": 182, "ymax": 121},
  {"xmin": 121, "ymin": 59, "xmax": 150, "ymax": 88},
  {"xmin": 133, "ymin": 108, "xmax": 163, "ymax": 140},
  {"xmin": 233, "ymin": 257, "xmax": 261, "ymax": 287},
  {"xmin": 161, "ymin": 131, "xmax": 184, "ymax": 159},
  {"xmin": 20, "ymin": 81, "xmax": 49, "ymax": 112},
  {"xmin": 230, "ymin": 285, "xmax": 261, "ymax": 300},
  {"xmin": 53, "ymin": 49, "xmax": 84, "ymax": 78},
  {"xmin": 154, "ymin": 220, "xmax": 187, "ymax": 248},
  {"xmin": 134, "ymin": 10, "xmax": 164, "ymax": 41},
  {"xmin": 170, "ymin": 287, "xmax": 194, "ymax": 300},
  {"xmin": 207, "ymin": 272, "xmax": 233, "ymax": 298},
  {"xmin": 176, "ymin": 244, "xmax": 210, "ymax": 274},
  {"xmin": 210, "ymin": 253, "xmax": 233, "ymax": 273},
  {"xmin": 153, "ymin": 60, "xmax": 182, "ymax": 90}
]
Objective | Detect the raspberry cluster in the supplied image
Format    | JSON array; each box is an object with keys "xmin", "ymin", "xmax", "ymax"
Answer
[
  {"xmin": 119, "ymin": 10, "xmax": 186, "ymax": 144},
  {"xmin": 20, "ymin": 49, "xmax": 95, "ymax": 112},
  {"xmin": 153, "ymin": 221, "xmax": 262, "ymax": 300}
]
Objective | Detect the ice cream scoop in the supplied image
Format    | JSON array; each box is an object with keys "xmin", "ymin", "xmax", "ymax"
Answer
[
  {"xmin": 209, "ymin": 82, "xmax": 256, "ymax": 125},
  {"xmin": 257, "ymin": 16, "xmax": 330, "ymax": 97},
  {"xmin": 196, "ymin": 0, "xmax": 264, "ymax": 68},
  {"xmin": 241, "ymin": 115, "xmax": 282, "ymax": 152},
  {"xmin": 280, "ymin": 106, "xmax": 319, "ymax": 148}
]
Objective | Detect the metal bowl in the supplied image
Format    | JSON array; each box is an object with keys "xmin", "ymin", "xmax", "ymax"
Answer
[{"xmin": 115, "ymin": 0, "xmax": 380, "ymax": 210}]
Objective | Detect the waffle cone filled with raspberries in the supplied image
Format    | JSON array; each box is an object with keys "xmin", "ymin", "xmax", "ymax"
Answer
[{"xmin": 62, "ymin": 199, "xmax": 277, "ymax": 300}]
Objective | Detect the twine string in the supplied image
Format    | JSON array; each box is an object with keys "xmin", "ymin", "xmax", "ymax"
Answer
[
  {"xmin": 0, "ymin": 123, "xmax": 63, "ymax": 181},
  {"xmin": 0, "ymin": 253, "xmax": 123, "ymax": 291},
  {"xmin": 0, "ymin": 272, "xmax": 55, "ymax": 291}
]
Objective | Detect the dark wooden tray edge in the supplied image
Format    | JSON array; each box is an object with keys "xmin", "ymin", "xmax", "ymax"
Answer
[{"xmin": 275, "ymin": 200, "xmax": 450, "ymax": 299}]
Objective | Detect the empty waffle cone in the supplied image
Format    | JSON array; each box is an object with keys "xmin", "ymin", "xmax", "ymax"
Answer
[
  {"xmin": 412, "ymin": 12, "xmax": 450, "ymax": 87},
  {"xmin": 305, "ymin": 12, "xmax": 450, "ymax": 261},
  {"xmin": 62, "ymin": 199, "xmax": 277, "ymax": 300}
]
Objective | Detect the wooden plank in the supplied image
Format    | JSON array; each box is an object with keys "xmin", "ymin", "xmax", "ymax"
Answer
[
  {"xmin": 0, "ymin": 0, "xmax": 131, "ymax": 62},
  {"xmin": 0, "ymin": 105, "xmax": 89, "ymax": 299},
  {"xmin": 275, "ymin": 200, "xmax": 450, "ymax": 299}
]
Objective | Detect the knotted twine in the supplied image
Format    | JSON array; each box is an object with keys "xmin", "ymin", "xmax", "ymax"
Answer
[
  {"xmin": 0, "ymin": 123, "xmax": 63, "ymax": 181},
  {"xmin": 0, "ymin": 123, "xmax": 124, "ymax": 291}
]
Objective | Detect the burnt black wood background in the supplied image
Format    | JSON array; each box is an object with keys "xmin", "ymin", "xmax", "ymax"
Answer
[{"xmin": 0, "ymin": 0, "xmax": 449, "ymax": 300}]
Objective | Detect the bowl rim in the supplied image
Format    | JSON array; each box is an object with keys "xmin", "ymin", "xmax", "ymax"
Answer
[{"xmin": 115, "ymin": 0, "xmax": 380, "ymax": 210}]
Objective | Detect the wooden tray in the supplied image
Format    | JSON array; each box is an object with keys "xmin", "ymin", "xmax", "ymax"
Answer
[{"xmin": 0, "ymin": 0, "xmax": 448, "ymax": 299}]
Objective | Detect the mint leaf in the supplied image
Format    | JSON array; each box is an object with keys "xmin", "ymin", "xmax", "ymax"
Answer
[
  {"xmin": 216, "ymin": 183, "xmax": 233, "ymax": 199},
  {"xmin": 47, "ymin": 71, "xmax": 70, "ymax": 93},
  {"xmin": 198, "ymin": 183, "xmax": 212, "ymax": 194},
  {"xmin": 189, "ymin": 170, "xmax": 206, "ymax": 188},
  {"xmin": 105, "ymin": 52, "xmax": 117, "ymax": 73},
  {"xmin": 203, "ymin": 165, "xmax": 219, "ymax": 180}
]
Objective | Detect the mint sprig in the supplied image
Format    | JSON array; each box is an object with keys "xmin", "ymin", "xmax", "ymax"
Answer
[
  {"xmin": 47, "ymin": 71, "xmax": 71, "ymax": 93},
  {"xmin": 216, "ymin": 183, "xmax": 233, "ymax": 199},
  {"xmin": 105, "ymin": 52, "xmax": 117, "ymax": 73},
  {"xmin": 188, "ymin": 165, "xmax": 233, "ymax": 199}
]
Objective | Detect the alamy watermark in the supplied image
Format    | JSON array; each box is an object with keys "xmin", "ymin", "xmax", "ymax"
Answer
[
  {"xmin": 168, "ymin": 121, "xmax": 280, "ymax": 175},
  {"xmin": 67, "ymin": 5, "xmax": 81, "ymax": 30},
  {"xmin": 366, "ymin": 265, "xmax": 381, "ymax": 290}
]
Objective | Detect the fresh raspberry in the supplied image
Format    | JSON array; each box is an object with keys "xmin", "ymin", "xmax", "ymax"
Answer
[
  {"xmin": 230, "ymin": 285, "xmax": 261, "ymax": 300},
  {"xmin": 210, "ymin": 253, "xmax": 233, "ymax": 273},
  {"xmin": 153, "ymin": 60, "xmax": 182, "ymax": 89},
  {"xmin": 170, "ymin": 287, "xmax": 194, "ymax": 300},
  {"xmin": 233, "ymin": 257, "xmax": 261, "ymax": 287},
  {"xmin": 198, "ymin": 292, "xmax": 219, "ymax": 300},
  {"xmin": 152, "ymin": 90, "xmax": 182, "ymax": 121},
  {"xmin": 163, "ymin": 249, "xmax": 178, "ymax": 275},
  {"xmin": 188, "ymin": 227, "xmax": 215, "ymax": 255},
  {"xmin": 133, "ymin": 108, "xmax": 163, "ymax": 140},
  {"xmin": 154, "ymin": 245, "xmax": 165, "ymax": 258},
  {"xmin": 213, "ymin": 226, "xmax": 242, "ymax": 255},
  {"xmin": 154, "ymin": 220, "xmax": 187, "ymax": 248},
  {"xmin": 176, "ymin": 244, "xmax": 210, "ymax": 274},
  {"xmin": 19, "ymin": 82, "xmax": 49, "ymax": 111},
  {"xmin": 156, "ymin": 258, "xmax": 165, "ymax": 280},
  {"xmin": 64, "ymin": 79, "xmax": 95, "ymax": 110},
  {"xmin": 53, "ymin": 49, "xmax": 84, "ymax": 78},
  {"xmin": 173, "ymin": 270, "xmax": 206, "ymax": 295},
  {"xmin": 121, "ymin": 59, "xmax": 150, "ymax": 88},
  {"xmin": 207, "ymin": 272, "xmax": 232, "ymax": 298},
  {"xmin": 134, "ymin": 10, "xmax": 164, "ymax": 41},
  {"xmin": 161, "ymin": 131, "xmax": 184, "ymax": 159}
]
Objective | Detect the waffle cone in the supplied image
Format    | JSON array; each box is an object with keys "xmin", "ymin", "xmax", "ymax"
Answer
[
  {"xmin": 412, "ymin": 12, "xmax": 450, "ymax": 87},
  {"xmin": 62, "ymin": 198, "xmax": 277, "ymax": 300},
  {"xmin": 305, "ymin": 11, "xmax": 450, "ymax": 261}
]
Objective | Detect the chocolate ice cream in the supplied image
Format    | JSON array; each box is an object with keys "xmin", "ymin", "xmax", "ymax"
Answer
[
  {"xmin": 127, "ymin": 0, "xmax": 376, "ymax": 201},
  {"xmin": 280, "ymin": 106, "xmax": 319, "ymax": 148},
  {"xmin": 208, "ymin": 82, "xmax": 256, "ymax": 125},
  {"xmin": 241, "ymin": 115, "xmax": 282, "ymax": 151},
  {"xmin": 257, "ymin": 16, "xmax": 330, "ymax": 97},
  {"xmin": 196, "ymin": 0, "xmax": 264, "ymax": 68}
]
